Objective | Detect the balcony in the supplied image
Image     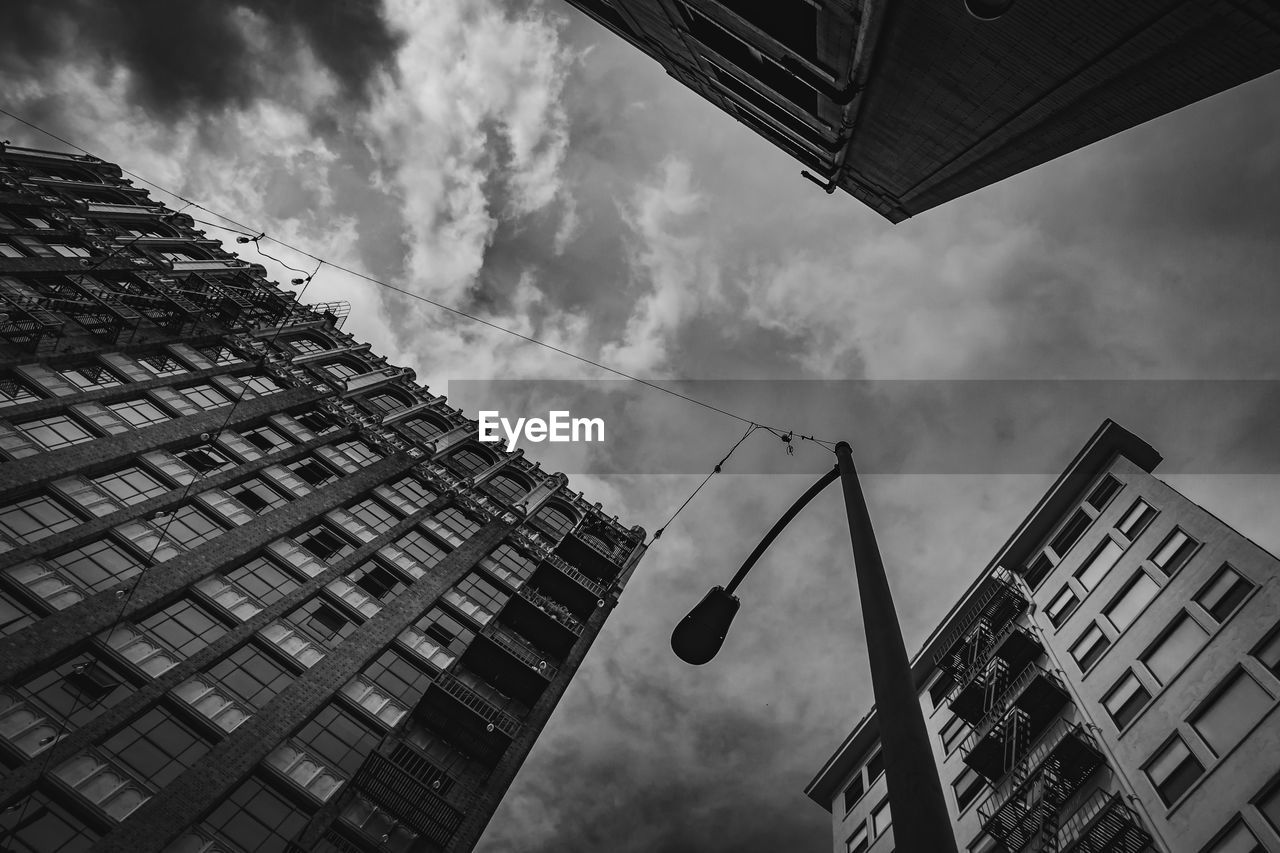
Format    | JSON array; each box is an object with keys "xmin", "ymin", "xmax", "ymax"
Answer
[
  {"xmin": 932, "ymin": 570, "xmax": 1028, "ymax": 699},
  {"xmin": 462, "ymin": 624, "xmax": 557, "ymax": 707},
  {"xmin": 416, "ymin": 672, "xmax": 520, "ymax": 763},
  {"xmin": 1058, "ymin": 791, "xmax": 1154, "ymax": 853},
  {"xmin": 351, "ymin": 753, "xmax": 463, "ymax": 848},
  {"xmin": 977, "ymin": 721, "xmax": 1107, "ymax": 850},
  {"xmin": 949, "ymin": 623, "xmax": 1044, "ymax": 725},
  {"xmin": 498, "ymin": 585, "xmax": 584, "ymax": 659},
  {"xmin": 963, "ymin": 665, "xmax": 1071, "ymax": 781},
  {"xmin": 553, "ymin": 529, "xmax": 626, "ymax": 584},
  {"xmin": 530, "ymin": 554, "xmax": 605, "ymax": 618}
]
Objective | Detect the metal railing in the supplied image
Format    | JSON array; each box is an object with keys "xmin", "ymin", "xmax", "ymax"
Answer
[
  {"xmin": 483, "ymin": 624, "xmax": 559, "ymax": 679},
  {"xmin": 352, "ymin": 753, "xmax": 463, "ymax": 846},
  {"xmin": 978, "ymin": 720, "xmax": 1105, "ymax": 837},
  {"xmin": 1058, "ymin": 790, "xmax": 1154, "ymax": 853},
  {"xmin": 517, "ymin": 586, "xmax": 585, "ymax": 636},
  {"xmin": 432, "ymin": 672, "xmax": 522, "ymax": 739},
  {"xmin": 544, "ymin": 552, "xmax": 606, "ymax": 598},
  {"xmin": 964, "ymin": 664, "xmax": 1063, "ymax": 754}
]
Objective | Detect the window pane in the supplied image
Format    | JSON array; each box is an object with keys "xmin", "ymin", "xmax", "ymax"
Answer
[
  {"xmin": 1047, "ymin": 586, "xmax": 1079, "ymax": 627},
  {"xmin": 179, "ymin": 383, "xmax": 230, "ymax": 408},
  {"xmin": 1103, "ymin": 670, "xmax": 1151, "ymax": 729},
  {"xmin": 204, "ymin": 776, "xmax": 310, "ymax": 853},
  {"xmin": 1260, "ymin": 781, "xmax": 1280, "ymax": 838},
  {"xmin": 0, "ymin": 789, "xmax": 99, "ymax": 851},
  {"xmin": 48, "ymin": 539, "xmax": 142, "ymax": 592},
  {"xmin": 1070, "ymin": 623, "xmax": 1111, "ymax": 672},
  {"xmin": 17, "ymin": 414, "xmax": 95, "ymax": 450},
  {"xmin": 1196, "ymin": 566, "xmax": 1254, "ymax": 623},
  {"xmin": 206, "ymin": 643, "xmax": 294, "ymax": 709},
  {"xmin": 1105, "ymin": 572, "xmax": 1160, "ymax": 631},
  {"xmin": 1191, "ymin": 670, "xmax": 1273, "ymax": 757},
  {"xmin": 845, "ymin": 824, "xmax": 868, "ymax": 853},
  {"xmin": 1147, "ymin": 736, "xmax": 1204, "ymax": 805},
  {"xmin": 99, "ymin": 707, "xmax": 210, "ymax": 788},
  {"xmin": 1203, "ymin": 819, "xmax": 1264, "ymax": 853},
  {"xmin": 1152, "ymin": 528, "xmax": 1198, "ymax": 575},
  {"xmin": 842, "ymin": 775, "xmax": 865, "ymax": 812},
  {"xmin": 1086, "ymin": 475, "xmax": 1121, "ymax": 511},
  {"xmin": 871, "ymin": 799, "xmax": 892, "ymax": 836},
  {"xmin": 953, "ymin": 766, "xmax": 987, "ymax": 811},
  {"xmin": 866, "ymin": 751, "xmax": 884, "ymax": 783},
  {"xmin": 1049, "ymin": 509, "xmax": 1092, "ymax": 557},
  {"xmin": 1143, "ymin": 614, "xmax": 1208, "ymax": 684},
  {"xmin": 93, "ymin": 467, "xmax": 167, "ymax": 504},
  {"xmin": 138, "ymin": 599, "xmax": 227, "ymax": 661},
  {"xmin": 1076, "ymin": 539, "xmax": 1124, "ymax": 591},
  {"xmin": 0, "ymin": 494, "xmax": 80, "ymax": 542},
  {"xmin": 1254, "ymin": 627, "xmax": 1280, "ymax": 677},
  {"xmin": 226, "ymin": 557, "xmax": 299, "ymax": 607},
  {"xmin": 1117, "ymin": 499, "xmax": 1157, "ymax": 538}
]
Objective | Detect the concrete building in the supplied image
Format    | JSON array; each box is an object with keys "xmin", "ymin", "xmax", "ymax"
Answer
[
  {"xmin": 561, "ymin": 0, "xmax": 1280, "ymax": 222},
  {"xmin": 807, "ymin": 420, "xmax": 1280, "ymax": 853},
  {"xmin": 0, "ymin": 143, "xmax": 646, "ymax": 853}
]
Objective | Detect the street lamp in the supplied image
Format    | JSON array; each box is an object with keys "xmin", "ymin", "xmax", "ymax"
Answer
[{"xmin": 671, "ymin": 442, "xmax": 959, "ymax": 853}]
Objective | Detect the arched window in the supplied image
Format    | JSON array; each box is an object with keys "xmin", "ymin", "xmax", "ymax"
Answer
[
  {"xmin": 401, "ymin": 416, "xmax": 448, "ymax": 444},
  {"xmin": 286, "ymin": 334, "xmax": 331, "ymax": 355},
  {"xmin": 445, "ymin": 447, "xmax": 493, "ymax": 477},
  {"xmin": 534, "ymin": 504, "xmax": 577, "ymax": 540},
  {"xmin": 483, "ymin": 472, "xmax": 529, "ymax": 505}
]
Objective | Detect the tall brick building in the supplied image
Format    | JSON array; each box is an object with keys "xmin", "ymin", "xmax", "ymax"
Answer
[
  {"xmin": 807, "ymin": 421, "xmax": 1280, "ymax": 853},
  {"xmin": 0, "ymin": 143, "xmax": 646, "ymax": 853},
  {"xmin": 564, "ymin": 0, "xmax": 1280, "ymax": 221}
]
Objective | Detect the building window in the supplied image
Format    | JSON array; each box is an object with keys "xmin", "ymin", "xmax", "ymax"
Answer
[
  {"xmin": 845, "ymin": 824, "xmax": 868, "ymax": 853},
  {"xmin": 435, "ymin": 507, "xmax": 481, "ymax": 539},
  {"xmin": 350, "ymin": 562, "xmax": 406, "ymax": 603},
  {"xmin": 395, "ymin": 530, "xmax": 448, "ymax": 569},
  {"xmin": 166, "ymin": 504, "xmax": 225, "ymax": 548},
  {"xmin": 1145, "ymin": 735, "xmax": 1204, "ymax": 806},
  {"xmin": 199, "ymin": 343, "xmax": 242, "ymax": 365},
  {"xmin": 19, "ymin": 652, "xmax": 132, "ymax": 729},
  {"xmin": 292, "ymin": 598, "xmax": 355, "ymax": 645},
  {"xmin": 1086, "ymin": 475, "xmax": 1122, "ymax": 511},
  {"xmin": 842, "ymin": 774, "xmax": 865, "ymax": 812},
  {"xmin": 294, "ymin": 410, "xmax": 335, "ymax": 434},
  {"xmin": 137, "ymin": 352, "xmax": 186, "ymax": 377},
  {"xmin": 243, "ymin": 425, "xmax": 289, "ymax": 453},
  {"xmin": 290, "ymin": 457, "xmax": 336, "ymax": 487},
  {"xmin": 1253, "ymin": 624, "xmax": 1280, "ymax": 678},
  {"xmin": 1, "ymin": 591, "xmax": 36, "ymax": 637},
  {"xmin": 1151, "ymin": 528, "xmax": 1198, "ymax": 576},
  {"xmin": 1190, "ymin": 669, "xmax": 1273, "ymax": 757},
  {"xmin": 204, "ymin": 775, "xmax": 310, "ymax": 853},
  {"xmin": 1070, "ymin": 622, "xmax": 1111, "ymax": 673},
  {"xmin": 0, "ymin": 240, "xmax": 23, "ymax": 258},
  {"xmin": 0, "ymin": 376, "xmax": 41, "ymax": 407},
  {"xmin": 1049, "ymin": 508, "xmax": 1092, "ymax": 558},
  {"xmin": 952, "ymin": 765, "xmax": 987, "ymax": 812},
  {"xmin": 106, "ymin": 397, "xmax": 170, "ymax": 427},
  {"xmin": 418, "ymin": 606, "xmax": 474, "ymax": 657},
  {"xmin": 1195, "ymin": 565, "xmax": 1254, "ymax": 623},
  {"xmin": 337, "ymin": 440, "xmax": 382, "ymax": 466},
  {"xmin": 1117, "ymin": 499, "xmax": 1157, "ymax": 539},
  {"xmin": 99, "ymin": 706, "xmax": 211, "ymax": 788},
  {"xmin": 453, "ymin": 572, "xmax": 509, "ymax": 613},
  {"xmin": 293, "ymin": 703, "xmax": 382, "ymax": 779},
  {"xmin": 1258, "ymin": 778, "xmax": 1280, "ymax": 840},
  {"xmin": 361, "ymin": 650, "xmax": 434, "ymax": 708},
  {"xmin": 533, "ymin": 504, "xmax": 576, "ymax": 540},
  {"xmin": 871, "ymin": 798, "xmax": 892, "ymax": 837},
  {"xmin": 387, "ymin": 476, "xmax": 438, "ymax": 508},
  {"xmin": 483, "ymin": 472, "xmax": 529, "ymax": 504},
  {"xmin": 227, "ymin": 557, "xmax": 300, "ymax": 607},
  {"xmin": 139, "ymin": 599, "xmax": 227, "ymax": 660},
  {"xmin": 445, "ymin": 447, "xmax": 491, "ymax": 476},
  {"xmin": 939, "ymin": 714, "xmax": 968, "ymax": 754},
  {"xmin": 48, "ymin": 242, "xmax": 90, "ymax": 258},
  {"xmin": 347, "ymin": 498, "xmax": 400, "ymax": 534},
  {"xmin": 59, "ymin": 364, "xmax": 121, "ymax": 391},
  {"xmin": 231, "ymin": 479, "xmax": 289, "ymax": 514},
  {"xmin": 93, "ymin": 466, "xmax": 168, "ymax": 505},
  {"xmin": 17, "ymin": 413, "xmax": 96, "ymax": 450},
  {"xmin": 287, "ymin": 336, "xmax": 329, "ymax": 355},
  {"xmin": 482, "ymin": 544, "xmax": 537, "ymax": 585},
  {"xmin": 47, "ymin": 539, "xmax": 142, "ymax": 592},
  {"xmin": 401, "ymin": 416, "xmax": 447, "ymax": 443},
  {"xmin": 179, "ymin": 382, "xmax": 231, "ymax": 409},
  {"xmin": 0, "ymin": 790, "xmax": 100, "ymax": 851},
  {"xmin": 0, "ymin": 494, "xmax": 80, "ymax": 542},
  {"xmin": 1046, "ymin": 586, "xmax": 1080, "ymax": 627},
  {"xmin": 1142, "ymin": 612, "xmax": 1208, "ymax": 684},
  {"xmin": 298, "ymin": 526, "xmax": 352, "ymax": 563},
  {"xmin": 206, "ymin": 643, "xmax": 293, "ymax": 709},
  {"xmin": 362, "ymin": 392, "xmax": 405, "ymax": 415},
  {"xmin": 1201, "ymin": 818, "xmax": 1264, "ymax": 853},
  {"xmin": 865, "ymin": 750, "xmax": 884, "ymax": 784},
  {"xmin": 1104, "ymin": 571, "xmax": 1160, "ymax": 632},
  {"xmin": 1075, "ymin": 538, "xmax": 1124, "ymax": 591},
  {"xmin": 1103, "ymin": 670, "xmax": 1151, "ymax": 729},
  {"xmin": 243, "ymin": 375, "xmax": 284, "ymax": 396},
  {"xmin": 323, "ymin": 362, "xmax": 361, "ymax": 380},
  {"xmin": 177, "ymin": 445, "xmax": 231, "ymax": 474}
]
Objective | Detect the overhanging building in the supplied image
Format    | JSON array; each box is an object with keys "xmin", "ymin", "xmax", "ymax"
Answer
[
  {"xmin": 807, "ymin": 420, "xmax": 1280, "ymax": 853},
  {"xmin": 563, "ymin": 0, "xmax": 1280, "ymax": 222},
  {"xmin": 0, "ymin": 143, "xmax": 646, "ymax": 853}
]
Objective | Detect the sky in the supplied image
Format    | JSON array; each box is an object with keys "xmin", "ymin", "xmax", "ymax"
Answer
[{"xmin": 3, "ymin": 1, "xmax": 1280, "ymax": 850}]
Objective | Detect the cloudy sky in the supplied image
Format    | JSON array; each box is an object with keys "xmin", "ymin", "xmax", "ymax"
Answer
[{"xmin": 4, "ymin": 1, "xmax": 1280, "ymax": 850}]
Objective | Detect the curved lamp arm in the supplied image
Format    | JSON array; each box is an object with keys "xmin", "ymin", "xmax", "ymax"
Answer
[{"xmin": 672, "ymin": 465, "xmax": 839, "ymax": 664}]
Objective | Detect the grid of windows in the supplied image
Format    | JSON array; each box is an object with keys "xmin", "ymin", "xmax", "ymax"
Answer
[
  {"xmin": 363, "ymin": 392, "xmax": 406, "ymax": 415},
  {"xmin": 350, "ymin": 562, "xmax": 406, "ymax": 602},
  {"xmin": 166, "ymin": 504, "xmax": 225, "ymax": 548},
  {"xmin": 177, "ymin": 446, "xmax": 232, "ymax": 474},
  {"xmin": 294, "ymin": 410, "xmax": 335, "ymax": 434},
  {"xmin": 17, "ymin": 413, "xmax": 95, "ymax": 450},
  {"xmin": 137, "ymin": 353, "xmax": 186, "ymax": 377},
  {"xmin": 0, "ymin": 377, "xmax": 41, "ymax": 406},
  {"xmin": 0, "ymin": 494, "xmax": 80, "ymax": 542},
  {"xmin": 1191, "ymin": 669, "xmax": 1273, "ymax": 757},
  {"xmin": 337, "ymin": 440, "xmax": 382, "ymax": 466},
  {"xmin": 290, "ymin": 456, "xmax": 336, "ymax": 487},
  {"xmin": 418, "ymin": 606, "xmax": 474, "ymax": 657},
  {"xmin": 1104, "ymin": 571, "xmax": 1160, "ymax": 632},
  {"xmin": 1103, "ymin": 670, "xmax": 1151, "ymax": 729},
  {"xmin": 444, "ymin": 447, "xmax": 491, "ymax": 476},
  {"xmin": 243, "ymin": 425, "xmax": 289, "ymax": 453},
  {"xmin": 99, "ymin": 706, "xmax": 211, "ymax": 788},
  {"xmin": 1070, "ymin": 622, "xmax": 1111, "ymax": 673},
  {"xmin": 293, "ymin": 703, "xmax": 382, "ymax": 779},
  {"xmin": 1151, "ymin": 528, "xmax": 1198, "ymax": 575},
  {"xmin": 206, "ymin": 643, "xmax": 294, "ymax": 708},
  {"xmin": 287, "ymin": 336, "xmax": 328, "ymax": 355},
  {"xmin": 534, "ymin": 505, "xmax": 576, "ymax": 539},
  {"xmin": 387, "ymin": 475, "xmax": 439, "ymax": 507},
  {"xmin": 107, "ymin": 397, "xmax": 170, "ymax": 427},
  {"xmin": 199, "ymin": 344, "xmax": 242, "ymax": 365},
  {"xmin": 291, "ymin": 597, "xmax": 356, "ymax": 647},
  {"xmin": 1117, "ymin": 499, "xmax": 1157, "ymax": 539},
  {"xmin": 231, "ymin": 478, "xmax": 289, "ymax": 514},
  {"xmin": 1195, "ymin": 565, "xmax": 1254, "ymax": 623},
  {"xmin": 0, "ymin": 789, "xmax": 100, "ymax": 852},
  {"xmin": 244, "ymin": 375, "xmax": 284, "ymax": 396},
  {"xmin": 93, "ymin": 466, "xmax": 167, "ymax": 505},
  {"xmin": 1075, "ymin": 538, "xmax": 1124, "ymax": 591},
  {"xmin": 19, "ymin": 653, "xmax": 132, "ymax": 729},
  {"xmin": 323, "ymin": 362, "xmax": 361, "ymax": 380},
  {"xmin": 483, "ymin": 544, "xmax": 538, "ymax": 584},
  {"xmin": 179, "ymin": 383, "xmax": 230, "ymax": 408},
  {"xmin": 347, "ymin": 498, "xmax": 400, "ymax": 534},
  {"xmin": 361, "ymin": 650, "xmax": 435, "ymax": 708},
  {"xmin": 483, "ymin": 472, "xmax": 529, "ymax": 504},
  {"xmin": 454, "ymin": 572, "xmax": 509, "ymax": 613},
  {"xmin": 435, "ymin": 507, "xmax": 481, "ymax": 539},
  {"xmin": 60, "ymin": 364, "xmax": 121, "ymax": 390},
  {"xmin": 397, "ymin": 530, "xmax": 448, "ymax": 570},
  {"xmin": 204, "ymin": 775, "xmax": 310, "ymax": 853},
  {"xmin": 138, "ymin": 599, "xmax": 227, "ymax": 660},
  {"xmin": 1142, "ymin": 612, "xmax": 1208, "ymax": 684},
  {"xmin": 226, "ymin": 557, "xmax": 300, "ymax": 607},
  {"xmin": 1146, "ymin": 735, "xmax": 1204, "ymax": 806},
  {"xmin": 401, "ymin": 416, "xmax": 447, "ymax": 443},
  {"xmin": 298, "ymin": 526, "xmax": 353, "ymax": 562},
  {"xmin": 47, "ymin": 539, "xmax": 142, "ymax": 592}
]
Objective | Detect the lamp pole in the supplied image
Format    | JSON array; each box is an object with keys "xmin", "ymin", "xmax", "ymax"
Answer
[
  {"xmin": 833, "ymin": 441, "xmax": 958, "ymax": 853},
  {"xmin": 671, "ymin": 441, "xmax": 959, "ymax": 853}
]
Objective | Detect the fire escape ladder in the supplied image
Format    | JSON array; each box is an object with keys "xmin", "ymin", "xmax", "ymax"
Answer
[
  {"xmin": 1004, "ymin": 707, "xmax": 1031, "ymax": 780},
  {"xmin": 1037, "ymin": 759, "xmax": 1064, "ymax": 853},
  {"xmin": 984, "ymin": 657, "xmax": 1010, "ymax": 716}
]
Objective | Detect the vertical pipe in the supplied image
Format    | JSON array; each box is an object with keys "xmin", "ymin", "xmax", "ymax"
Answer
[{"xmin": 834, "ymin": 441, "xmax": 958, "ymax": 853}]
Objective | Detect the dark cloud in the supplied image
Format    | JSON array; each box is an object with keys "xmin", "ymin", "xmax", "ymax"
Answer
[{"xmin": 0, "ymin": 0, "xmax": 401, "ymax": 118}]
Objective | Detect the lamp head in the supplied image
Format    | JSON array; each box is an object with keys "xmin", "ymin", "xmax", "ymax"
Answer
[
  {"xmin": 964, "ymin": 0, "xmax": 1015, "ymax": 19},
  {"xmin": 671, "ymin": 586, "xmax": 740, "ymax": 665}
]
